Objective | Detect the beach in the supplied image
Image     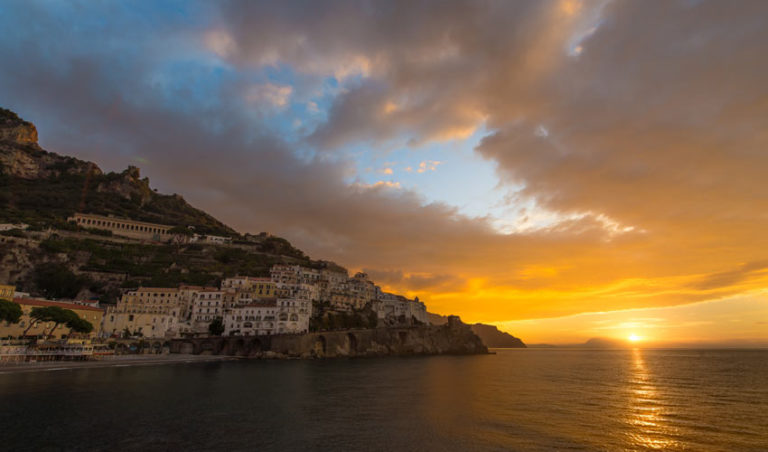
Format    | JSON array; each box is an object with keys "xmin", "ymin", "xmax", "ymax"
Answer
[{"xmin": 0, "ymin": 354, "xmax": 237, "ymax": 375}]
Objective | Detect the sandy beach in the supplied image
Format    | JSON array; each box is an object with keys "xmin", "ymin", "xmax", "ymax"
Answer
[{"xmin": 0, "ymin": 354, "xmax": 238, "ymax": 375}]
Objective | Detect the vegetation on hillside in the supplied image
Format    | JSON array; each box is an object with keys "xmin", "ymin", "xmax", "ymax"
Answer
[
  {"xmin": 6, "ymin": 234, "xmax": 318, "ymax": 302},
  {"xmin": 1, "ymin": 107, "xmax": 337, "ymax": 302},
  {"xmin": 0, "ymin": 167, "xmax": 235, "ymax": 235},
  {"xmin": 0, "ymin": 107, "xmax": 30, "ymax": 124}
]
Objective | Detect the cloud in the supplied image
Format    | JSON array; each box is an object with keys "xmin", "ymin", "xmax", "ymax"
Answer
[
  {"xmin": 2, "ymin": 0, "xmax": 768, "ymax": 340},
  {"xmin": 245, "ymin": 83, "xmax": 293, "ymax": 108},
  {"xmin": 416, "ymin": 160, "xmax": 442, "ymax": 173}
]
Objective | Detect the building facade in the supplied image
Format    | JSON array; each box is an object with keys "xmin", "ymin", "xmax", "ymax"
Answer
[
  {"xmin": 0, "ymin": 284, "xmax": 14, "ymax": 300},
  {"xmin": 223, "ymin": 297, "xmax": 311, "ymax": 336},
  {"xmin": 1, "ymin": 298, "xmax": 104, "ymax": 338},
  {"xmin": 68, "ymin": 213, "xmax": 173, "ymax": 241},
  {"xmin": 102, "ymin": 288, "xmax": 181, "ymax": 338}
]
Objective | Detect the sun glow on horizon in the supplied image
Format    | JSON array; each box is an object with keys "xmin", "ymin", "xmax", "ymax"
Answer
[{"xmin": 628, "ymin": 333, "xmax": 642, "ymax": 343}]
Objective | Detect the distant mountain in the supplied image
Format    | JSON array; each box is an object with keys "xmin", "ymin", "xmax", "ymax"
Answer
[
  {"xmin": 0, "ymin": 107, "xmax": 233, "ymax": 235},
  {"xmin": 528, "ymin": 338, "xmax": 629, "ymax": 349},
  {"xmin": 427, "ymin": 312, "xmax": 526, "ymax": 348},
  {"xmin": 582, "ymin": 337, "xmax": 625, "ymax": 348}
]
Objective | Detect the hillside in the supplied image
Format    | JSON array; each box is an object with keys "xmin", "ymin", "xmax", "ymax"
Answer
[
  {"xmin": 0, "ymin": 107, "xmax": 329, "ymax": 302},
  {"xmin": 0, "ymin": 107, "xmax": 233, "ymax": 235}
]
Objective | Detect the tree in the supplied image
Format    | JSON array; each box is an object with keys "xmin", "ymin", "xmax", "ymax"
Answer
[
  {"xmin": 33, "ymin": 263, "xmax": 90, "ymax": 299},
  {"xmin": 23, "ymin": 306, "xmax": 60, "ymax": 336},
  {"xmin": 21, "ymin": 306, "xmax": 79, "ymax": 339},
  {"xmin": 0, "ymin": 299, "xmax": 23, "ymax": 324},
  {"xmin": 43, "ymin": 308, "xmax": 80, "ymax": 340},
  {"xmin": 67, "ymin": 316, "xmax": 94, "ymax": 336},
  {"xmin": 208, "ymin": 317, "xmax": 225, "ymax": 336}
]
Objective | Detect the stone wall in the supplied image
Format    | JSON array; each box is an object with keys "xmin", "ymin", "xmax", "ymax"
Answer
[{"xmin": 169, "ymin": 322, "xmax": 488, "ymax": 359}]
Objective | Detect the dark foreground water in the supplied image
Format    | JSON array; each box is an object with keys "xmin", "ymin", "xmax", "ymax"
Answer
[{"xmin": 2, "ymin": 349, "xmax": 767, "ymax": 451}]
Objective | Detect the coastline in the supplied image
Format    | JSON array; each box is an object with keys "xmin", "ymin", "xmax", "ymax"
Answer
[{"xmin": 0, "ymin": 354, "xmax": 237, "ymax": 375}]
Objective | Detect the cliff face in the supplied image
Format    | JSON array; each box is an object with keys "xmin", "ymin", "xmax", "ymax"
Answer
[
  {"xmin": 0, "ymin": 109, "xmax": 38, "ymax": 145},
  {"xmin": 0, "ymin": 108, "xmax": 99, "ymax": 180},
  {"xmin": 171, "ymin": 320, "xmax": 489, "ymax": 358},
  {"xmin": 470, "ymin": 323, "xmax": 526, "ymax": 348},
  {"xmin": 427, "ymin": 312, "xmax": 526, "ymax": 348}
]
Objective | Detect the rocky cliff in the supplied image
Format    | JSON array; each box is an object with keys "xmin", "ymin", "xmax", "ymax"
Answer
[
  {"xmin": 0, "ymin": 107, "xmax": 233, "ymax": 235},
  {"xmin": 428, "ymin": 312, "xmax": 526, "ymax": 348},
  {"xmin": 171, "ymin": 319, "xmax": 489, "ymax": 358}
]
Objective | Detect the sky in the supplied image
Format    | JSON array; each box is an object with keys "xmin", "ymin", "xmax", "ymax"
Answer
[{"xmin": 1, "ymin": 0, "xmax": 767, "ymax": 345}]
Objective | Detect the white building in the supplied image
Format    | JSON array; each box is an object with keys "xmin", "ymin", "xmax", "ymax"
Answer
[
  {"xmin": 189, "ymin": 289, "xmax": 224, "ymax": 332},
  {"xmin": 371, "ymin": 289, "xmax": 428, "ymax": 326},
  {"xmin": 223, "ymin": 297, "xmax": 311, "ymax": 336},
  {"xmin": 223, "ymin": 300, "xmax": 278, "ymax": 336}
]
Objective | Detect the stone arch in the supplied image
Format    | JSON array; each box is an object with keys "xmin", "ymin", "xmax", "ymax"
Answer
[
  {"xmin": 179, "ymin": 341, "xmax": 195, "ymax": 354},
  {"xmin": 347, "ymin": 333, "xmax": 358, "ymax": 354},
  {"xmin": 313, "ymin": 335, "xmax": 327, "ymax": 357},
  {"xmin": 398, "ymin": 331, "xmax": 408, "ymax": 344},
  {"xmin": 289, "ymin": 313, "xmax": 298, "ymax": 321},
  {"xmin": 230, "ymin": 338, "xmax": 247, "ymax": 356},
  {"xmin": 200, "ymin": 340, "xmax": 216, "ymax": 355},
  {"xmin": 250, "ymin": 338, "xmax": 262, "ymax": 353}
]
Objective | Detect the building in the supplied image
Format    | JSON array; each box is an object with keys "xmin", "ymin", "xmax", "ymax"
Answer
[
  {"xmin": 0, "ymin": 284, "xmax": 14, "ymax": 300},
  {"xmin": 372, "ymin": 290, "xmax": 428, "ymax": 326},
  {"xmin": 222, "ymin": 276, "xmax": 276, "ymax": 298},
  {"xmin": 192, "ymin": 234, "xmax": 232, "ymax": 245},
  {"xmin": 0, "ymin": 223, "xmax": 28, "ymax": 232},
  {"xmin": 189, "ymin": 289, "xmax": 224, "ymax": 332},
  {"xmin": 223, "ymin": 300, "xmax": 279, "ymax": 336},
  {"xmin": 68, "ymin": 213, "xmax": 173, "ymax": 241},
  {"xmin": 346, "ymin": 272, "xmax": 376, "ymax": 309},
  {"xmin": 223, "ymin": 297, "xmax": 311, "ymax": 336},
  {"xmin": 102, "ymin": 288, "xmax": 181, "ymax": 338},
  {"xmin": 1, "ymin": 298, "xmax": 104, "ymax": 338}
]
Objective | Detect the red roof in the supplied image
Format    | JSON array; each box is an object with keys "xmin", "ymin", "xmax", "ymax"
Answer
[{"xmin": 13, "ymin": 298, "xmax": 105, "ymax": 313}]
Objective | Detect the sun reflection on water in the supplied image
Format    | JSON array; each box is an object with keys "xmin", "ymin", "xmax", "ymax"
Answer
[{"xmin": 626, "ymin": 349, "xmax": 679, "ymax": 450}]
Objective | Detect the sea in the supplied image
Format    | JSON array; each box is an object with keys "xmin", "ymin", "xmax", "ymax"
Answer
[{"xmin": 1, "ymin": 349, "xmax": 767, "ymax": 451}]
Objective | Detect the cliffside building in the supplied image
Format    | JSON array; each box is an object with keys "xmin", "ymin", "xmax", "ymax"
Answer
[{"xmin": 68, "ymin": 213, "xmax": 173, "ymax": 241}]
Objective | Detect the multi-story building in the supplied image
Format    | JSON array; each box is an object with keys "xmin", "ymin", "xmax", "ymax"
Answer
[
  {"xmin": 223, "ymin": 300, "xmax": 279, "ymax": 336},
  {"xmin": 190, "ymin": 289, "xmax": 224, "ymax": 331},
  {"xmin": 102, "ymin": 288, "xmax": 181, "ymax": 338},
  {"xmin": 223, "ymin": 297, "xmax": 311, "ymax": 336},
  {"xmin": 346, "ymin": 272, "xmax": 376, "ymax": 309},
  {"xmin": 0, "ymin": 284, "xmax": 15, "ymax": 300},
  {"xmin": 222, "ymin": 276, "xmax": 276, "ymax": 298},
  {"xmin": 371, "ymin": 290, "xmax": 428, "ymax": 326},
  {"xmin": 276, "ymin": 298, "xmax": 311, "ymax": 334},
  {"xmin": 68, "ymin": 213, "xmax": 173, "ymax": 241},
  {"xmin": 2, "ymin": 298, "xmax": 104, "ymax": 338}
]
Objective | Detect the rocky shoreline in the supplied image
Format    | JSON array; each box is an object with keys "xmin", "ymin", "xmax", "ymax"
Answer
[{"xmin": 170, "ymin": 319, "xmax": 489, "ymax": 359}]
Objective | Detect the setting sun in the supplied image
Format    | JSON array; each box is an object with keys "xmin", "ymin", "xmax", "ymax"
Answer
[{"xmin": 628, "ymin": 334, "xmax": 642, "ymax": 343}]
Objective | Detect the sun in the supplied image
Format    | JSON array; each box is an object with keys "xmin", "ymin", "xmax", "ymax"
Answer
[{"xmin": 628, "ymin": 333, "xmax": 642, "ymax": 343}]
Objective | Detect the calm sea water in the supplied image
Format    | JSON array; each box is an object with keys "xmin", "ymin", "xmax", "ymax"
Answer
[{"xmin": 1, "ymin": 349, "xmax": 767, "ymax": 451}]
